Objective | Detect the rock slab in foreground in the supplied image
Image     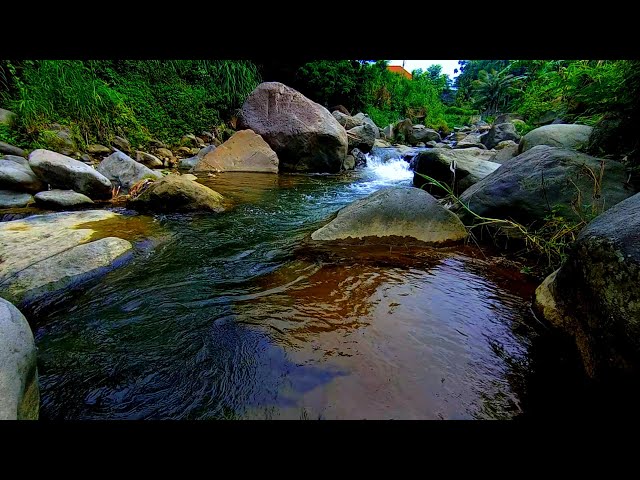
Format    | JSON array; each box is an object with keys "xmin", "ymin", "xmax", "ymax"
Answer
[
  {"xmin": 128, "ymin": 174, "xmax": 224, "ymax": 213},
  {"xmin": 0, "ymin": 298, "xmax": 39, "ymax": 420},
  {"xmin": 193, "ymin": 129, "xmax": 278, "ymax": 173},
  {"xmin": 311, "ymin": 186, "xmax": 467, "ymax": 245},
  {"xmin": 534, "ymin": 191, "xmax": 640, "ymax": 378},
  {"xmin": 238, "ymin": 82, "xmax": 347, "ymax": 173},
  {"xmin": 0, "ymin": 210, "xmax": 133, "ymax": 307},
  {"xmin": 29, "ymin": 149, "xmax": 112, "ymax": 199}
]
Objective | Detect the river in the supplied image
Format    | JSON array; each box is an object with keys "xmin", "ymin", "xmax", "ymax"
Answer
[{"xmin": 33, "ymin": 155, "xmax": 586, "ymax": 419}]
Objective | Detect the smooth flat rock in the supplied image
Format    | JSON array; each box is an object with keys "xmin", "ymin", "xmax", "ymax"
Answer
[
  {"xmin": 34, "ymin": 189, "xmax": 94, "ymax": 209},
  {"xmin": 0, "ymin": 190, "xmax": 34, "ymax": 209}
]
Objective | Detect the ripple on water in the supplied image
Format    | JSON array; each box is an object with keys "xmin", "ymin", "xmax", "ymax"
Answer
[{"xmin": 35, "ymin": 164, "xmax": 542, "ymax": 420}]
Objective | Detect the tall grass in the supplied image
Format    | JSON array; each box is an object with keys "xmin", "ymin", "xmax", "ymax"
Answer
[{"xmin": 2, "ymin": 59, "xmax": 261, "ymax": 148}]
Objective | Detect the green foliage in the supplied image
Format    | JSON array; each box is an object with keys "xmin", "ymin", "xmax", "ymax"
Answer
[
  {"xmin": 0, "ymin": 124, "xmax": 21, "ymax": 145},
  {"xmin": 1, "ymin": 60, "xmax": 261, "ymax": 150},
  {"xmin": 513, "ymin": 121, "xmax": 534, "ymax": 136},
  {"xmin": 471, "ymin": 66, "xmax": 525, "ymax": 115}
]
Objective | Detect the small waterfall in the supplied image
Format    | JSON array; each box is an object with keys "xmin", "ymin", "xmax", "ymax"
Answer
[{"xmin": 363, "ymin": 154, "xmax": 413, "ymax": 182}]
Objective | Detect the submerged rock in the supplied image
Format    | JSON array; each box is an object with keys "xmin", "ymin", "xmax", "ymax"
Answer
[
  {"xmin": 29, "ymin": 149, "xmax": 112, "ymax": 199},
  {"xmin": 128, "ymin": 174, "xmax": 225, "ymax": 213},
  {"xmin": 238, "ymin": 82, "xmax": 347, "ymax": 173},
  {"xmin": 534, "ymin": 191, "xmax": 640, "ymax": 378},
  {"xmin": 0, "ymin": 298, "xmax": 39, "ymax": 420},
  {"xmin": 310, "ymin": 186, "xmax": 467, "ymax": 245}
]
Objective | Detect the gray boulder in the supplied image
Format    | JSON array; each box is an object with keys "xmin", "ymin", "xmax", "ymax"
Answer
[
  {"xmin": 34, "ymin": 189, "xmax": 94, "ymax": 210},
  {"xmin": 0, "ymin": 210, "xmax": 133, "ymax": 307},
  {"xmin": 353, "ymin": 113, "xmax": 381, "ymax": 139},
  {"xmin": 0, "ymin": 191, "xmax": 34, "ymax": 209},
  {"xmin": 491, "ymin": 140, "xmax": 520, "ymax": 164},
  {"xmin": 535, "ymin": 191, "xmax": 640, "ymax": 378},
  {"xmin": 310, "ymin": 186, "xmax": 467, "ymax": 245},
  {"xmin": 408, "ymin": 125, "xmax": 441, "ymax": 145},
  {"xmin": 347, "ymin": 124, "xmax": 376, "ymax": 153},
  {"xmin": 238, "ymin": 82, "xmax": 347, "ymax": 173},
  {"xmin": 179, "ymin": 144, "xmax": 218, "ymax": 171},
  {"xmin": 0, "ymin": 159, "xmax": 44, "ymax": 193},
  {"xmin": 111, "ymin": 136, "xmax": 131, "ymax": 153},
  {"xmin": 0, "ymin": 142, "xmax": 26, "ymax": 157},
  {"xmin": 86, "ymin": 144, "xmax": 111, "ymax": 155},
  {"xmin": 343, "ymin": 155, "xmax": 356, "ymax": 170},
  {"xmin": 482, "ymin": 122, "xmax": 520, "ymax": 149},
  {"xmin": 1, "ymin": 155, "xmax": 29, "ymax": 168},
  {"xmin": 135, "ymin": 151, "xmax": 164, "ymax": 169},
  {"xmin": 520, "ymin": 124, "xmax": 593, "ymax": 153},
  {"xmin": 413, "ymin": 148, "xmax": 501, "ymax": 193},
  {"xmin": 97, "ymin": 151, "xmax": 162, "ymax": 193},
  {"xmin": 458, "ymin": 145, "xmax": 634, "ymax": 227},
  {"xmin": 29, "ymin": 149, "xmax": 112, "ymax": 199},
  {"xmin": 0, "ymin": 298, "xmax": 39, "ymax": 420},
  {"xmin": 332, "ymin": 111, "xmax": 361, "ymax": 130}
]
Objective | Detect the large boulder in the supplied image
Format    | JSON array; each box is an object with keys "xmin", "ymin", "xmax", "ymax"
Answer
[
  {"xmin": 413, "ymin": 148, "xmax": 501, "ymax": 194},
  {"xmin": 0, "ymin": 159, "xmax": 44, "ymax": 193},
  {"xmin": 310, "ymin": 186, "xmax": 467, "ymax": 245},
  {"xmin": 519, "ymin": 124, "xmax": 593, "ymax": 153},
  {"xmin": 457, "ymin": 145, "xmax": 634, "ymax": 227},
  {"xmin": 193, "ymin": 129, "xmax": 278, "ymax": 173},
  {"xmin": 482, "ymin": 122, "xmax": 520, "ymax": 149},
  {"xmin": 0, "ymin": 210, "xmax": 133, "ymax": 308},
  {"xmin": 0, "ymin": 298, "xmax": 39, "ymax": 420},
  {"xmin": 0, "ymin": 191, "xmax": 34, "ymax": 209},
  {"xmin": 534, "ymin": 191, "xmax": 640, "ymax": 378},
  {"xmin": 238, "ymin": 82, "xmax": 347, "ymax": 173},
  {"xmin": 34, "ymin": 189, "xmax": 94, "ymax": 210},
  {"xmin": 0, "ymin": 142, "xmax": 26, "ymax": 157},
  {"xmin": 29, "ymin": 149, "xmax": 112, "ymax": 199},
  {"xmin": 408, "ymin": 125, "xmax": 441, "ymax": 146},
  {"xmin": 97, "ymin": 151, "xmax": 163, "ymax": 193},
  {"xmin": 346, "ymin": 124, "xmax": 376, "ymax": 153},
  {"xmin": 128, "ymin": 174, "xmax": 225, "ymax": 213}
]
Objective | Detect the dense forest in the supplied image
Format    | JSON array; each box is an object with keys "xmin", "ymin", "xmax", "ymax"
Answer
[{"xmin": 2, "ymin": 59, "xmax": 639, "ymax": 170}]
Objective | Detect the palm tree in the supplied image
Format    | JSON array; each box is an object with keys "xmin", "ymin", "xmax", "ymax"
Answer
[{"xmin": 471, "ymin": 66, "xmax": 525, "ymax": 115}]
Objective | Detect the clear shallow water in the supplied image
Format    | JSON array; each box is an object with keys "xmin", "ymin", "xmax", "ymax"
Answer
[{"xmin": 34, "ymin": 159, "xmax": 552, "ymax": 420}]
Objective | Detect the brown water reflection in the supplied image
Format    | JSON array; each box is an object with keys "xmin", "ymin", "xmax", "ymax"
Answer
[{"xmin": 238, "ymin": 247, "xmax": 538, "ymax": 419}]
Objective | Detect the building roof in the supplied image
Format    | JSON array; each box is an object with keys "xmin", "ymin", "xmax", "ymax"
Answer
[{"xmin": 387, "ymin": 65, "xmax": 412, "ymax": 80}]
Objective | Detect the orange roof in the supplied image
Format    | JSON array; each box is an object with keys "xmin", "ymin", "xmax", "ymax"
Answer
[{"xmin": 387, "ymin": 65, "xmax": 412, "ymax": 80}]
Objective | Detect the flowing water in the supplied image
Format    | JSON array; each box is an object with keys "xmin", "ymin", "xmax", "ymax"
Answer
[{"xmin": 32, "ymin": 155, "xmax": 575, "ymax": 420}]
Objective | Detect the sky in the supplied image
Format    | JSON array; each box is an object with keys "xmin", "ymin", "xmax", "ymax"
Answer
[{"xmin": 388, "ymin": 60, "xmax": 460, "ymax": 79}]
